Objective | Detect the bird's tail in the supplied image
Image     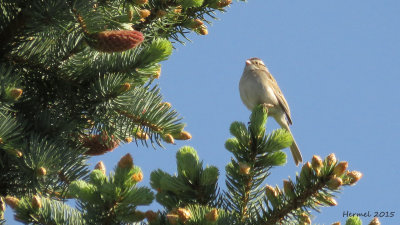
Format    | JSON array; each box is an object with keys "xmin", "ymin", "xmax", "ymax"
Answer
[
  {"xmin": 275, "ymin": 114, "xmax": 303, "ymax": 166},
  {"xmin": 290, "ymin": 138, "xmax": 303, "ymax": 166},
  {"xmin": 277, "ymin": 117, "xmax": 303, "ymax": 166}
]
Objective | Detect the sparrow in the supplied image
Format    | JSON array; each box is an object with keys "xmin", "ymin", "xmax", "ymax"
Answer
[{"xmin": 239, "ymin": 57, "xmax": 303, "ymax": 165}]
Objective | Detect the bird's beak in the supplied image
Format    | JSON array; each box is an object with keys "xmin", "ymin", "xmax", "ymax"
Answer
[{"xmin": 245, "ymin": 60, "xmax": 252, "ymax": 65}]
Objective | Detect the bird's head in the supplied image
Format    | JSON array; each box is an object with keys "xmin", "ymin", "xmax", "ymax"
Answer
[{"xmin": 244, "ymin": 57, "xmax": 269, "ymax": 72}]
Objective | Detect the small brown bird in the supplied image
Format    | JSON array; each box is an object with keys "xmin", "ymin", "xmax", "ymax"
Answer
[{"xmin": 239, "ymin": 58, "xmax": 303, "ymax": 165}]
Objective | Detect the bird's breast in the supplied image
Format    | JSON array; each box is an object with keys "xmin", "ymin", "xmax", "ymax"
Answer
[{"xmin": 239, "ymin": 72, "xmax": 279, "ymax": 112}]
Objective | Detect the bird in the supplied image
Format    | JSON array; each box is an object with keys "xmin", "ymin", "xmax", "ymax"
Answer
[{"xmin": 239, "ymin": 57, "xmax": 303, "ymax": 165}]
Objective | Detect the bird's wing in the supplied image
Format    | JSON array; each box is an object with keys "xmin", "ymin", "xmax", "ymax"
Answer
[{"xmin": 265, "ymin": 71, "xmax": 293, "ymax": 125}]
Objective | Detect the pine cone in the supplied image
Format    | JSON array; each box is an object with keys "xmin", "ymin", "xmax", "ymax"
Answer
[
  {"xmin": 82, "ymin": 134, "xmax": 119, "ymax": 156},
  {"xmin": 87, "ymin": 30, "xmax": 144, "ymax": 53}
]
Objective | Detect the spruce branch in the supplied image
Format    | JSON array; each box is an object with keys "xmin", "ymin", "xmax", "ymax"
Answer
[
  {"xmin": 258, "ymin": 154, "xmax": 363, "ymax": 225},
  {"xmin": 0, "ymin": 3, "xmax": 28, "ymax": 57},
  {"xmin": 150, "ymin": 146, "xmax": 220, "ymax": 210},
  {"xmin": 68, "ymin": 154, "xmax": 154, "ymax": 224},
  {"xmin": 0, "ymin": 111, "xmax": 22, "ymax": 147},
  {"xmin": 131, "ymin": 0, "xmax": 234, "ymax": 43},
  {"xmin": 61, "ymin": 38, "xmax": 171, "ymax": 82},
  {"xmin": 79, "ymin": 78, "xmax": 187, "ymax": 148},
  {"xmin": 225, "ymin": 105, "xmax": 290, "ymax": 223},
  {"xmin": 109, "ymin": 84, "xmax": 186, "ymax": 147},
  {"xmin": 153, "ymin": 204, "xmax": 232, "ymax": 225},
  {"xmin": 0, "ymin": 1, "xmax": 367, "ymax": 224},
  {"xmin": 331, "ymin": 215, "xmax": 379, "ymax": 225},
  {"xmin": 260, "ymin": 177, "xmax": 329, "ymax": 225},
  {"xmin": 1, "ymin": 135, "xmax": 89, "ymax": 196},
  {"xmin": 8, "ymin": 195, "xmax": 84, "ymax": 225}
]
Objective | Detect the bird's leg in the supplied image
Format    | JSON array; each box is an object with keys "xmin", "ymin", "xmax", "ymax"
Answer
[
  {"xmin": 262, "ymin": 103, "xmax": 274, "ymax": 111},
  {"xmin": 248, "ymin": 104, "xmax": 273, "ymax": 125}
]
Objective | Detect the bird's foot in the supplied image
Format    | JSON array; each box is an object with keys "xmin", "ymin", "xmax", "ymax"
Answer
[{"xmin": 262, "ymin": 103, "xmax": 274, "ymax": 110}]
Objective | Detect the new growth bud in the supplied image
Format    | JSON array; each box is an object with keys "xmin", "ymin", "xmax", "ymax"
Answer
[
  {"xmin": 139, "ymin": 9, "xmax": 151, "ymax": 19},
  {"xmin": 128, "ymin": 8, "xmax": 133, "ymax": 21},
  {"xmin": 5, "ymin": 149, "xmax": 23, "ymax": 158},
  {"xmin": 299, "ymin": 213, "xmax": 311, "ymax": 225},
  {"xmin": 265, "ymin": 185, "xmax": 277, "ymax": 199},
  {"xmin": 325, "ymin": 197, "xmax": 337, "ymax": 206},
  {"xmin": 5, "ymin": 196, "xmax": 20, "ymax": 209},
  {"xmin": 177, "ymin": 208, "xmax": 191, "ymax": 222},
  {"xmin": 8, "ymin": 88, "xmax": 23, "ymax": 100},
  {"xmin": 369, "ymin": 217, "xmax": 380, "ymax": 225},
  {"xmin": 132, "ymin": 171, "xmax": 143, "ymax": 182},
  {"xmin": 125, "ymin": 137, "xmax": 133, "ymax": 143},
  {"xmin": 347, "ymin": 171, "xmax": 363, "ymax": 185},
  {"xmin": 10, "ymin": 149, "xmax": 23, "ymax": 158},
  {"xmin": 283, "ymin": 180, "xmax": 295, "ymax": 198},
  {"xmin": 209, "ymin": 0, "xmax": 232, "ymax": 8},
  {"xmin": 153, "ymin": 66, "xmax": 162, "ymax": 79},
  {"xmin": 188, "ymin": 18, "xmax": 204, "ymax": 29},
  {"xmin": 134, "ymin": 0, "xmax": 148, "ymax": 4},
  {"xmin": 95, "ymin": 161, "xmax": 106, "ymax": 175},
  {"xmin": 217, "ymin": 0, "xmax": 232, "ymax": 8},
  {"xmin": 37, "ymin": 167, "xmax": 47, "ymax": 176},
  {"xmin": 299, "ymin": 162, "xmax": 312, "ymax": 185},
  {"xmin": 301, "ymin": 162, "xmax": 312, "ymax": 176},
  {"xmin": 120, "ymin": 83, "xmax": 131, "ymax": 92},
  {"xmin": 174, "ymin": 131, "xmax": 192, "ymax": 140},
  {"xmin": 160, "ymin": 102, "xmax": 171, "ymax": 109},
  {"xmin": 174, "ymin": 6, "xmax": 182, "ymax": 14},
  {"xmin": 325, "ymin": 153, "xmax": 337, "ymax": 166},
  {"xmin": 205, "ymin": 209, "xmax": 218, "ymax": 222},
  {"xmin": 265, "ymin": 185, "xmax": 279, "ymax": 208},
  {"xmin": 136, "ymin": 131, "xmax": 149, "ymax": 140},
  {"xmin": 31, "ymin": 195, "xmax": 42, "ymax": 209},
  {"xmin": 194, "ymin": 19, "xmax": 203, "ymax": 26},
  {"xmin": 198, "ymin": 26, "xmax": 208, "ymax": 35},
  {"xmin": 163, "ymin": 134, "xmax": 175, "ymax": 144},
  {"xmin": 156, "ymin": 10, "xmax": 167, "ymax": 18},
  {"xmin": 333, "ymin": 161, "xmax": 348, "ymax": 177},
  {"xmin": 118, "ymin": 153, "xmax": 134, "ymax": 169},
  {"xmin": 311, "ymin": 155, "xmax": 323, "ymax": 174},
  {"xmin": 327, "ymin": 177, "xmax": 342, "ymax": 190},
  {"xmin": 239, "ymin": 162, "xmax": 251, "ymax": 175}
]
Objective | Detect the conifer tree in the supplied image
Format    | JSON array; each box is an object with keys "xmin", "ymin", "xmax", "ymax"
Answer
[{"xmin": 1, "ymin": 0, "xmax": 365, "ymax": 224}]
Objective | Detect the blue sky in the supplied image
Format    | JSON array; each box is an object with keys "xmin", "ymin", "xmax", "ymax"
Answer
[{"xmin": 6, "ymin": 0, "xmax": 400, "ymax": 224}]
